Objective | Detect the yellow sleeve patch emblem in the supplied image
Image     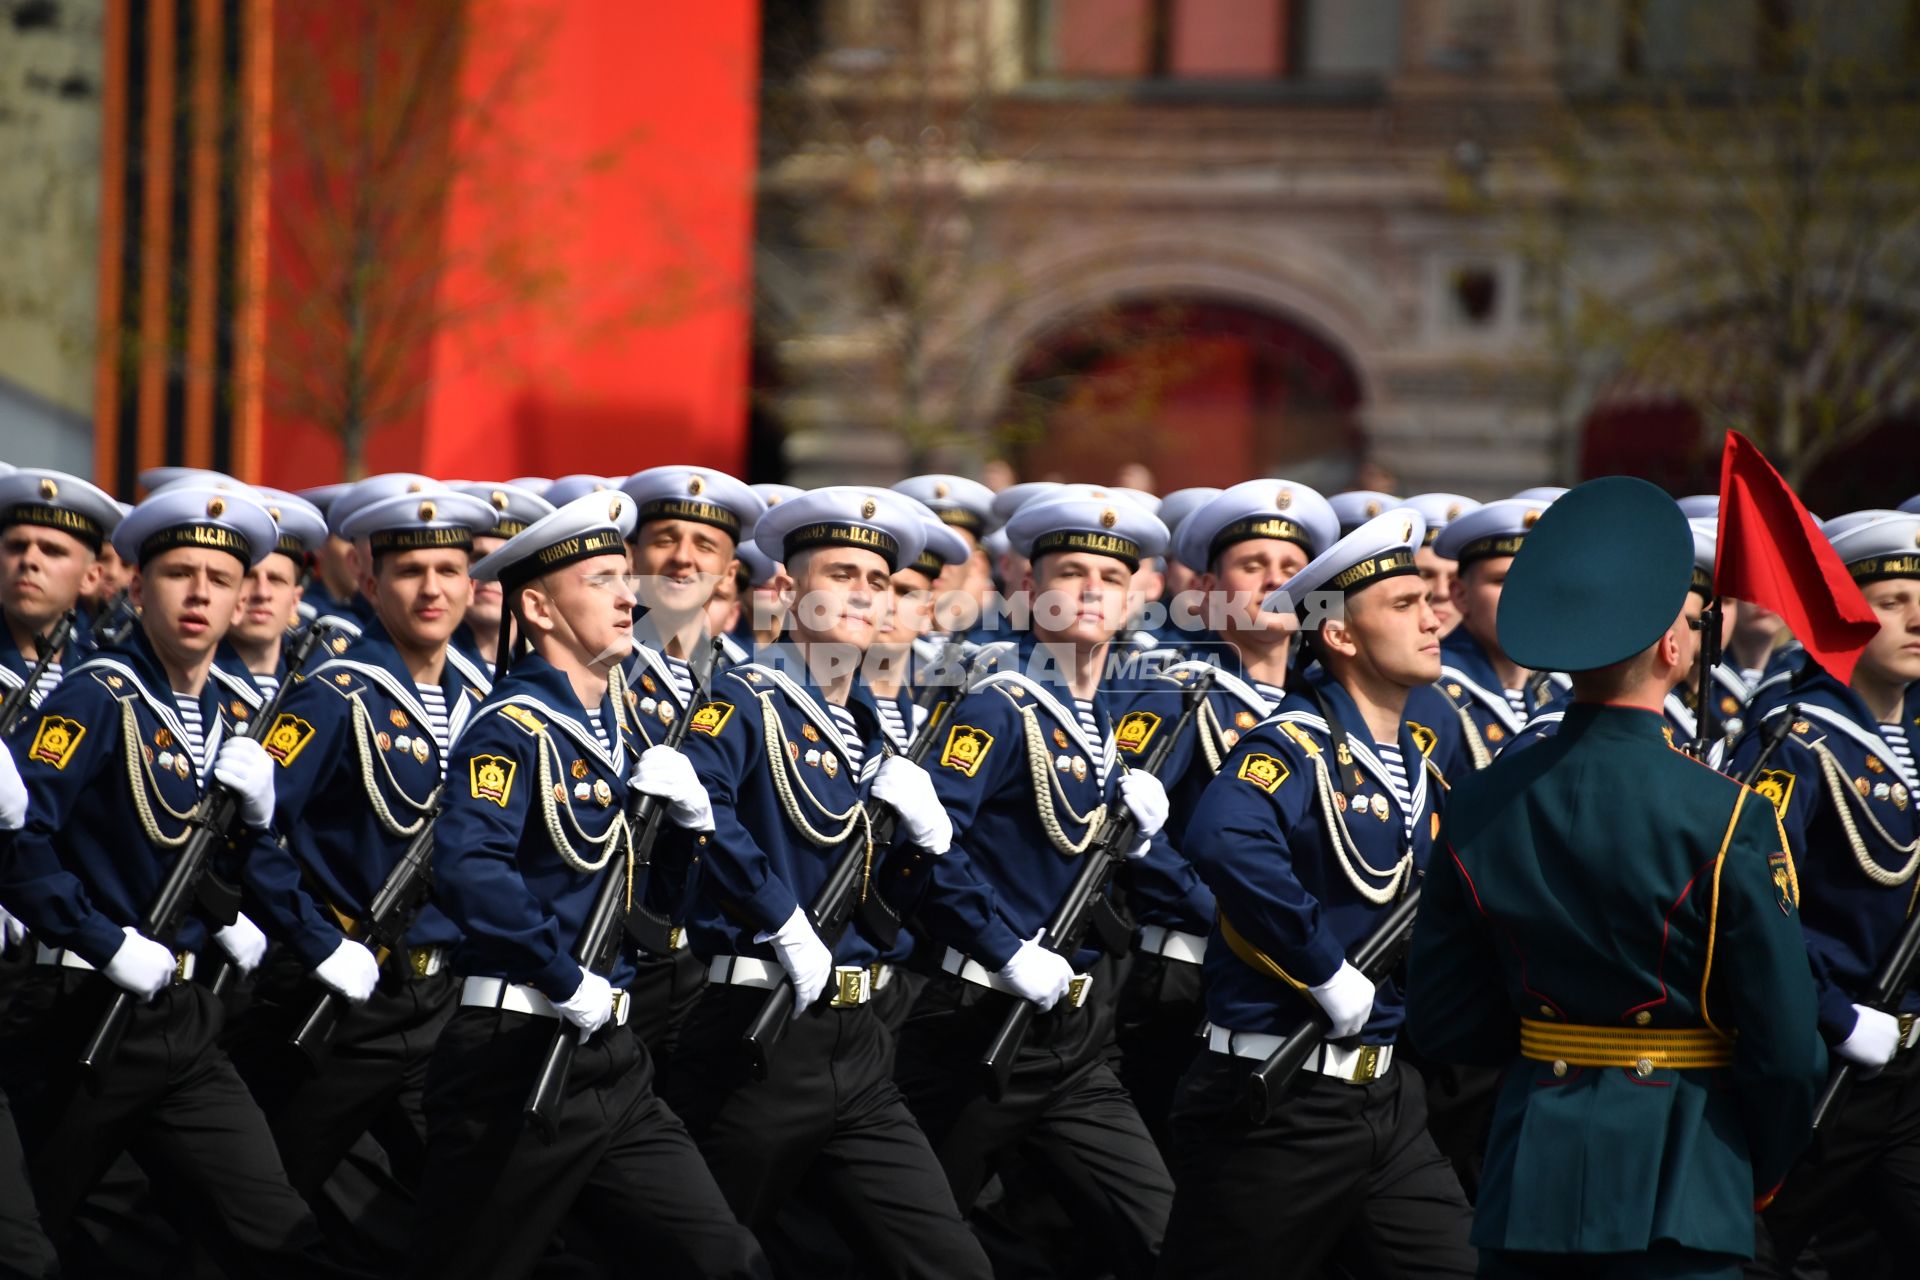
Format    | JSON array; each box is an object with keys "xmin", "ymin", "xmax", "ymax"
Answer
[
  {"xmin": 1767, "ymin": 851, "xmax": 1799, "ymax": 914},
  {"xmin": 27, "ymin": 715, "xmax": 86, "ymax": 770},
  {"xmin": 939, "ymin": 724, "xmax": 994, "ymax": 777},
  {"xmin": 263, "ymin": 714, "xmax": 316, "ymax": 767},
  {"xmin": 469, "ymin": 753, "xmax": 517, "ymax": 807},
  {"xmin": 689, "ymin": 701, "xmax": 734, "ymax": 737},
  {"xmin": 1408, "ymin": 722, "xmax": 1437, "ymax": 757},
  {"xmin": 1236, "ymin": 752, "xmax": 1289, "ymax": 793},
  {"xmin": 1753, "ymin": 769, "xmax": 1796, "ymax": 821},
  {"xmin": 1114, "ymin": 710, "xmax": 1162, "ymax": 756}
]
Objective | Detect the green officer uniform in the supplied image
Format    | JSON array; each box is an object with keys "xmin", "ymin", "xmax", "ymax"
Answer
[{"xmin": 1406, "ymin": 478, "xmax": 1827, "ymax": 1279}]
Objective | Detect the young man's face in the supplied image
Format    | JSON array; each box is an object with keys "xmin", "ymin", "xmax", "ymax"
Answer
[
  {"xmin": 786, "ymin": 547, "xmax": 892, "ymax": 653},
  {"xmin": 1201, "ymin": 537, "xmax": 1309, "ymax": 635},
  {"xmin": 0, "ymin": 524, "xmax": 101, "ymax": 631},
  {"xmin": 705, "ymin": 568, "xmax": 744, "ymax": 642},
  {"xmin": 877, "ymin": 570, "xmax": 937, "ymax": 648},
  {"xmin": 629, "ymin": 519, "xmax": 735, "ymax": 618},
  {"xmin": 1858, "ymin": 578, "xmax": 1920, "ymax": 686},
  {"xmin": 87, "ymin": 541, "xmax": 133, "ymax": 609},
  {"xmin": 1414, "ymin": 546, "xmax": 1461, "ymax": 637},
  {"xmin": 1450, "ymin": 556, "xmax": 1512, "ymax": 657},
  {"xmin": 1026, "ymin": 551, "xmax": 1133, "ymax": 648},
  {"xmin": 1338, "ymin": 576, "xmax": 1442, "ymax": 689},
  {"xmin": 466, "ymin": 533, "xmax": 507, "ymax": 633},
  {"xmin": 365, "ymin": 547, "xmax": 472, "ymax": 652},
  {"xmin": 524, "ymin": 553, "xmax": 638, "ymax": 670},
  {"xmin": 233, "ymin": 554, "xmax": 303, "ymax": 650},
  {"xmin": 132, "ymin": 547, "xmax": 245, "ymax": 669},
  {"xmin": 1673, "ymin": 590, "xmax": 1707, "ymax": 691},
  {"xmin": 317, "ymin": 535, "xmax": 358, "ymax": 598}
]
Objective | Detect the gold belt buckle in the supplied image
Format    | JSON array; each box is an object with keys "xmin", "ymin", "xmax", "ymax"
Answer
[
  {"xmin": 831, "ymin": 966, "xmax": 868, "ymax": 1008},
  {"xmin": 1900, "ymin": 1012, "xmax": 1916, "ymax": 1052},
  {"xmin": 1066, "ymin": 974, "xmax": 1091, "ymax": 1009},
  {"xmin": 173, "ymin": 952, "xmax": 192, "ymax": 983},
  {"xmin": 668, "ymin": 926, "xmax": 684, "ymax": 952},
  {"xmin": 1352, "ymin": 1044, "xmax": 1381, "ymax": 1082},
  {"xmin": 409, "ymin": 948, "xmax": 433, "ymax": 978}
]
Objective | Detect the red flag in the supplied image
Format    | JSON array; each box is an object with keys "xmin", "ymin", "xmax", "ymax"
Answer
[{"xmin": 1714, "ymin": 430, "xmax": 1879, "ymax": 685}]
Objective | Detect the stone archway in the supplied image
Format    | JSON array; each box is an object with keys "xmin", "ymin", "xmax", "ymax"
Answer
[{"xmin": 996, "ymin": 295, "xmax": 1367, "ymax": 489}]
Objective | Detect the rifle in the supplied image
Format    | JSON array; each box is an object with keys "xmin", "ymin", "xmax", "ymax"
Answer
[
  {"xmin": 1811, "ymin": 908, "xmax": 1920, "ymax": 1133},
  {"xmin": 1245, "ymin": 886, "xmax": 1422, "ymax": 1122},
  {"xmin": 739, "ymin": 653, "xmax": 969, "ymax": 1078},
  {"xmin": 523, "ymin": 640, "xmax": 720, "ymax": 1141},
  {"xmin": 78, "ymin": 619, "xmax": 330, "ymax": 1084},
  {"xmin": 0, "ymin": 610, "xmax": 76, "ymax": 738},
  {"xmin": 93, "ymin": 590, "xmax": 139, "ymax": 650},
  {"xmin": 977, "ymin": 669, "xmax": 1216, "ymax": 1101},
  {"xmin": 286, "ymin": 804, "xmax": 442, "ymax": 1066}
]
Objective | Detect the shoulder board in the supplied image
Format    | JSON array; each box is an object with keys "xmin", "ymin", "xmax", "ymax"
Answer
[
  {"xmin": 498, "ymin": 703, "xmax": 547, "ymax": 735},
  {"xmin": 84, "ymin": 667, "xmax": 140, "ymax": 701},
  {"xmin": 1275, "ymin": 716, "xmax": 1324, "ymax": 756},
  {"xmin": 307, "ymin": 660, "xmax": 369, "ymax": 697}
]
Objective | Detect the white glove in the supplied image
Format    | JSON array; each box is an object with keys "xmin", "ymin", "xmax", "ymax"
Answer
[
  {"xmin": 871, "ymin": 756, "xmax": 952, "ymax": 854},
  {"xmin": 555, "ymin": 968, "xmax": 614, "ymax": 1044},
  {"xmin": 1118, "ymin": 769, "xmax": 1169, "ymax": 839},
  {"xmin": 314, "ymin": 937, "xmax": 380, "ymax": 1003},
  {"xmin": 214, "ymin": 913, "xmax": 268, "ymax": 975},
  {"xmin": 1837, "ymin": 1005, "xmax": 1901, "ymax": 1069},
  {"xmin": 629, "ymin": 745, "xmax": 714, "ymax": 832},
  {"xmin": 761, "ymin": 906, "xmax": 832, "ymax": 1018},
  {"xmin": 996, "ymin": 933, "xmax": 1075, "ymax": 1012},
  {"xmin": 1309, "ymin": 960, "xmax": 1375, "ymax": 1040},
  {"xmin": 0, "ymin": 905, "xmax": 25, "ymax": 950},
  {"xmin": 104, "ymin": 927, "xmax": 176, "ymax": 1000},
  {"xmin": 0, "ymin": 739, "xmax": 25, "ymax": 830},
  {"xmin": 214, "ymin": 736, "xmax": 275, "ymax": 829}
]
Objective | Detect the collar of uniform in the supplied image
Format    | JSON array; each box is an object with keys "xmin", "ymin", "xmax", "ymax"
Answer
[
  {"xmin": 1271, "ymin": 683, "xmax": 1430, "ymax": 823},
  {"xmin": 75, "ymin": 626, "xmax": 228, "ymax": 770},
  {"xmin": 1438, "ymin": 628, "xmax": 1528, "ymax": 731},
  {"xmin": 1663, "ymin": 689, "xmax": 1696, "ymax": 740},
  {"xmin": 342, "ymin": 612, "xmax": 482, "ymax": 701},
  {"xmin": 209, "ymin": 642, "xmax": 266, "ymax": 709},
  {"xmin": 490, "ymin": 650, "xmax": 629, "ymax": 769},
  {"xmin": 1553, "ymin": 702, "xmax": 1677, "ymax": 747},
  {"xmin": 740, "ymin": 642, "xmax": 884, "ymax": 733},
  {"xmin": 1765, "ymin": 669, "xmax": 1920, "ymax": 790}
]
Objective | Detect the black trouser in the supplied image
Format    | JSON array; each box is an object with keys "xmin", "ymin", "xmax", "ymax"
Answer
[
  {"xmin": 662, "ymin": 983, "xmax": 991, "ymax": 1280},
  {"xmin": 411, "ymin": 1005, "xmax": 765, "ymax": 1280},
  {"xmin": 1112, "ymin": 950, "xmax": 1206, "ymax": 1153},
  {"xmin": 226, "ymin": 947, "xmax": 453, "ymax": 1266},
  {"xmin": 1159, "ymin": 1048, "xmax": 1476, "ymax": 1280},
  {"xmin": 1760, "ymin": 1048, "xmax": 1920, "ymax": 1276},
  {"xmin": 0, "ymin": 968, "xmax": 359, "ymax": 1278},
  {"xmin": 626, "ymin": 944, "xmax": 707, "ymax": 1059},
  {"xmin": 0, "ymin": 1083, "xmax": 56, "ymax": 1280},
  {"xmin": 892, "ymin": 969, "xmax": 1173, "ymax": 1280}
]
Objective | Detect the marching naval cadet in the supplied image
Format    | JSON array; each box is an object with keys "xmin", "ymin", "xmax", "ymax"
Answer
[
  {"xmin": 1103, "ymin": 477, "xmax": 1339, "ymax": 1148},
  {"xmin": 1150, "ymin": 485, "xmax": 1222, "ymax": 622},
  {"xmin": 0, "ymin": 483, "xmax": 358, "ymax": 1276},
  {"xmin": 0, "ymin": 468, "xmax": 118, "ymax": 718},
  {"xmin": 204, "ymin": 488, "xmax": 330, "ymax": 710},
  {"xmin": 225, "ymin": 485, "xmax": 496, "ymax": 1264},
  {"xmin": 301, "ymin": 472, "xmax": 438, "ymax": 645},
  {"xmin": 1330, "ymin": 489, "xmax": 1401, "ymax": 537},
  {"xmin": 736, "ymin": 541, "xmax": 784, "ymax": 655},
  {"xmin": 1408, "ymin": 477, "xmax": 1825, "ymax": 1280},
  {"xmin": 661, "ymin": 486, "xmax": 993, "ymax": 1279},
  {"xmin": 1157, "ymin": 507, "xmax": 1475, "ymax": 1278},
  {"xmin": 614, "ymin": 464, "xmax": 767, "ymax": 1054},
  {"xmin": 892, "ymin": 474, "xmax": 998, "ymax": 654},
  {"xmin": 1431, "ymin": 495, "xmax": 1571, "ymax": 767},
  {"xmin": 892, "ymin": 492, "xmax": 1177, "ymax": 1280},
  {"xmin": 448, "ymin": 480, "xmax": 555, "ymax": 675},
  {"xmin": 295, "ymin": 482, "xmax": 358, "ymax": 629},
  {"xmin": 1405, "ymin": 492, "xmax": 1481, "ymax": 639},
  {"xmin": 411, "ymin": 490, "xmax": 766, "ymax": 1280},
  {"xmin": 1728, "ymin": 511, "xmax": 1920, "ymax": 1270}
]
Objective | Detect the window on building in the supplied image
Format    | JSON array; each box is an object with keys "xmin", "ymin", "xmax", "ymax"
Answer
[{"xmin": 1027, "ymin": 0, "xmax": 1402, "ymax": 82}]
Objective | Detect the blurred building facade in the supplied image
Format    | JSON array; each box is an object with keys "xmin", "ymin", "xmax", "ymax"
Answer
[{"xmin": 755, "ymin": 0, "xmax": 1920, "ymax": 501}]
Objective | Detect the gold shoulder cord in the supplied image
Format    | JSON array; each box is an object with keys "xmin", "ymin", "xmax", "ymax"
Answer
[
  {"xmin": 1017, "ymin": 703, "xmax": 1107, "ymax": 857},
  {"xmin": 122, "ymin": 700, "xmax": 196, "ymax": 849},
  {"xmin": 1812, "ymin": 740, "xmax": 1920, "ymax": 891},
  {"xmin": 1196, "ymin": 700, "xmax": 1227, "ymax": 775},
  {"xmin": 1304, "ymin": 745, "xmax": 1410, "ymax": 905},
  {"xmin": 756, "ymin": 691, "xmax": 865, "ymax": 847},
  {"xmin": 348, "ymin": 696, "xmax": 436, "ymax": 836},
  {"xmin": 1453, "ymin": 701, "xmax": 1492, "ymax": 770}
]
